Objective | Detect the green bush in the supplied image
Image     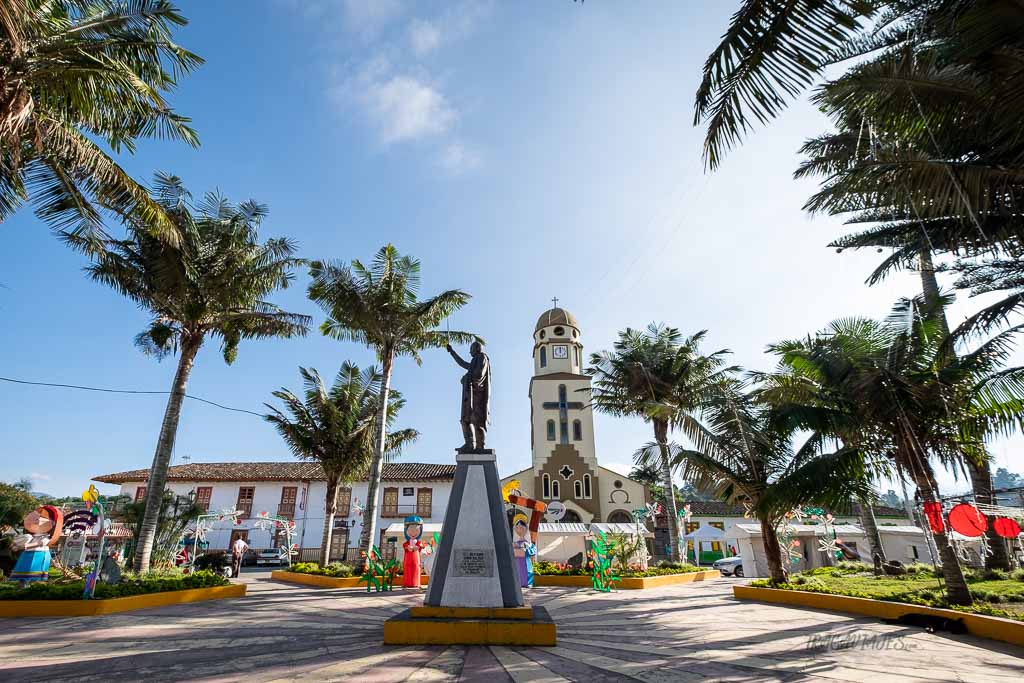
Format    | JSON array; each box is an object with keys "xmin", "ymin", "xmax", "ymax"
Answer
[
  {"xmin": 978, "ymin": 568, "xmax": 1009, "ymax": 582},
  {"xmin": 0, "ymin": 570, "xmax": 229, "ymax": 601},
  {"xmin": 288, "ymin": 562, "xmax": 355, "ymax": 578},
  {"xmin": 1009, "ymin": 568, "xmax": 1024, "ymax": 582}
]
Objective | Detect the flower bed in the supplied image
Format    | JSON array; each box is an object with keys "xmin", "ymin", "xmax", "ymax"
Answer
[
  {"xmin": 534, "ymin": 561, "xmax": 705, "ymax": 578},
  {"xmin": 747, "ymin": 565, "xmax": 1024, "ymax": 622},
  {"xmin": 0, "ymin": 570, "xmax": 230, "ymax": 601},
  {"xmin": 534, "ymin": 569, "xmax": 719, "ymax": 589}
]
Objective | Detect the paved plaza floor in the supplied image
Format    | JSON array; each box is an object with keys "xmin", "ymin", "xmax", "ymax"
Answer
[{"xmin": 1, "ymin": 571, "xmax": 1022, "ymax": 682}]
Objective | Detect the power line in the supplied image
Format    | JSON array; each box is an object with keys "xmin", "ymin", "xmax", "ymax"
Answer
[{"xmin": 0, "ymin": 376, "xmax": 265, "ymax": 417}]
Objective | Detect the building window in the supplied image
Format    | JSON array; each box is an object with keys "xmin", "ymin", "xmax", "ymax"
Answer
[
  {"xmin": 542, "ymin": 474, "xmax": 551, "ymax": 499},
  {"xmin": 416, "ymin": 488, "xmax": 433, "ymax": 517},
  {"xmin": 583, "ymin": 474, "xmax": 592, "ymax": 498},
  {"xmin": 552, "ymin": 480, "xmax": 560, "ymax": 499},
  {"xmin": 278, "ymin": 486, "xmax": 297, "ymax": 519},
  {"xmin": 572, "ymin": 419, "xmax": 582, "ymax": 441},
  {"xmin": 558, "ymin": 385, "xmax": 569, "ymax": 444},
  {"xmin": 607, "ymin": 510, "xmax": 632, "ymax": 524},
  {"xmin": 134, "ymin": 486, "xmax": 147, "ymax": 503},
  {"xmin": 337, "ymin": 487, "xmax": 351, "ymax": 517},
  {"xmin": 195, "ymin": 486, "xmax": 212, "ymax": 512},
  {"xmin": 574, "ymin": 481, "xmax": 583, "ymax": 498},
  {"xmin": 546, "ymin": 419, "xmax": 556, "ymax": 441},
  {"xmin": 540, "ymin": 347, "xmax": 547, "ymax": 367},
  {"xmin": 236, "ymin": 487, "xmax": 254, "ymax": 518},
  {"xmin": 575, "ymin": 347, "xmax": 581, "ymax": 367},
  {"xmin": 382, "ymin": 487, "xmax": 399, "ymax": 517},
  {"xmin": 554, "ymin": 326, "xmax": 565, "ymax": 336}
]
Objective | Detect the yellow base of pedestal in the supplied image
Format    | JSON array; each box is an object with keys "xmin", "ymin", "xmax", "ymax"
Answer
[{"xmin": 384, "ymin": 605, "xmax": 556, "ymax": 646}]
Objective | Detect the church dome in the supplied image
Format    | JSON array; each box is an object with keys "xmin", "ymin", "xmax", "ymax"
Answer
[{"xmin": 535, "ymin": 307, "xmax": 579, "ymax": 333}]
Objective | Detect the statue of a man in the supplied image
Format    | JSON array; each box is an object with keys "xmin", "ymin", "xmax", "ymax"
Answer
[{"xmin": 446, "ymin": 341, "xmax": 491, "ymax": 452}]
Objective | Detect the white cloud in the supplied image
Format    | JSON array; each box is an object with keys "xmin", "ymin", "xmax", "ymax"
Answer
[
  {"xmin": 29, "ymin": 472, "xmax": 51, "ymax": 481},
  {"xmin": 409, "ymin": 19, "xmax": 442, "ymax": 57},
  {"xmin": 602, "ymin": 461, "xmax": 635, "ymax": 477},
  {"xmin": 342, "ymin": 0, "xmax": 404, "ymax": 38},
  {"xmin": 440, "ymin": 142, "xmax": 481, "ymax": 173},
  {"xmin": 364, "ymin": 76, "xmax": 456, "ymax": 143}
]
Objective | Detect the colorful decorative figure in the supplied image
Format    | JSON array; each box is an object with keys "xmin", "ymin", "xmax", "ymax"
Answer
[
  {"xmin": 359, "ymin": 545, "xmax": 399, "ymax": 592},
  {"xmin": 587, "ymin": 529, "xmax": 618, "ymax": 592},
  {"xmin": 11, "ymin": 505, "xmax": 63, "ymax": 584},
  {"xmin": 512, "ymin": 513, "xmax": 537, "ymax": 587},
  {"xmin": 402, "ymin": 515, "xmax": 426, "ymax": 588}
]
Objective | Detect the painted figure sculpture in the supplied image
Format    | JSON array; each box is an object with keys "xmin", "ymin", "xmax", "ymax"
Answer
[
  {"xmin": 10, "ymin": 505, "xmax": 63, "ymax": 584},
  {"xmin": 403, "ymin": 515, "xmax": 426, "ymax": 589},
  {"xmin": 512, "ymin": 513, "xmax": 537, "ymax": 587}
]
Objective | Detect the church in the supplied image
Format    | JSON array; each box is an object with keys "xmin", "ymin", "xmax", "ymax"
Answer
[{"xmin": 501, "ymin": 305, "xmax": 649, "ymax": 524}]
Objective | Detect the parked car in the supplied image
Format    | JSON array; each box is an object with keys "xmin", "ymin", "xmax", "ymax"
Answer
[
  {"xmin": 713, "ymin": 555, "xmax": 744, "ymax": 577},
  {"xmin": 255, "ymin": 547, "xmax": 289, "ymax": 567}
]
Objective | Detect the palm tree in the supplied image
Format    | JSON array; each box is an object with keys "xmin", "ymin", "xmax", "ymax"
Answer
[
  {"xmin": 265, "ymin": 365, "xmax": 418, "ymax": 566},
  {"xmin": 0, "ymin": 1, "xmax": 201, "ymax": 241},
  {"xmin": 587, "ymin": 325, "xmax": 735, "ymax": 561},
  {"xmin": 641, "ymin": 381, "xmax": 874, "ymax": 583},
  {"xmin": 65, "ymin": 174, "xmax": 310, "ymax": 572},
  {"xmin": 307, "ymin": 245, "xmax": 475, "ymax": 566},
  {"xmin": 757, "ymin": 303, "xmax": 1024, "ymax": 604}
]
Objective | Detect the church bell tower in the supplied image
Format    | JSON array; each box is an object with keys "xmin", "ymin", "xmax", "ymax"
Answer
[{"xmin": 528, "ymin": 303, "xmax": 600, "ymax": 522}]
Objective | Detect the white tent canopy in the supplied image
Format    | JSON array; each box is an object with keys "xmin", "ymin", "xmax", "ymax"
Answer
[{"xmin": 684, "ymin": 525, "xmax": 725, "ymax": 541}]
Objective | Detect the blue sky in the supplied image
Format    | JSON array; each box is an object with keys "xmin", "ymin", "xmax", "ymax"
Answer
[{"xmin": 1, "ymin": 1, "xmax": 1020, "ymax": 497}]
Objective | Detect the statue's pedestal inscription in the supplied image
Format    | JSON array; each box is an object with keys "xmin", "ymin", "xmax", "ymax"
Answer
[{"xmin": 453, "ymin": 548, "xmax": 494, "ymax": 578}]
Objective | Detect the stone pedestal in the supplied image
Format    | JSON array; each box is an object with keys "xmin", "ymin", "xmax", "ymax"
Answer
[
  {"xmin": 385, "ymin": 450, "xmax": 555, "ymax": 646},
  {"xmin": 425, "ymin": 450, "xmax": 523, "ymax": 608}
]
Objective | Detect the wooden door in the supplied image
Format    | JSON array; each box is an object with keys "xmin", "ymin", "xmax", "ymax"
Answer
[{"xmin": 329, "ymin": 527, "xmax": 349, "ymax": 562}]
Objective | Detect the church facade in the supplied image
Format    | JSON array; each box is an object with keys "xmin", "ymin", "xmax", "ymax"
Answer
[{"xmin": 501, "ymin": 306, "xmax": 649, "ymax": 523}]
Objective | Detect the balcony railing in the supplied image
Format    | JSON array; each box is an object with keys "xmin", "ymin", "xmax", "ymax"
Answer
[{"xmin": 380, "ymin": 503, "xmax": 432, "ymax": 518}]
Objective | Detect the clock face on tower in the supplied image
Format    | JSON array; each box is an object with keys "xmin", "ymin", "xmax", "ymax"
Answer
[{"xmin": 552, "ymin": 345, "xmax": 568, "ymax": 359}]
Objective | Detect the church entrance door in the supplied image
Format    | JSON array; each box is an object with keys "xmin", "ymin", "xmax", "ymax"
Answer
[{"xmin": 561, "ymin": 510, "xmax": 582, "ymax": 523}]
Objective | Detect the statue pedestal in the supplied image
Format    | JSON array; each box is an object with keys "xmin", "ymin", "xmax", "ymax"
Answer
[{"xmin": 383, "ymin": 450, "xmax": 556, "ymax": 646}]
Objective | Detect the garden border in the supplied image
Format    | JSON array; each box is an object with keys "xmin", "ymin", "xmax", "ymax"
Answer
[
  {"xmin": 0, "ymin": 583, "xmax": 246, "ymax": 618},
  {"xmin": 534, "ymin": 569, "xmax": 719, "ymax": 589},
  {"xmin": 733, "ymin": 585, "xmax": 1024, "ymax": 649},
  {"xmin": 270, "ymin": 570, "xmax": 429, "ymax": 588}
]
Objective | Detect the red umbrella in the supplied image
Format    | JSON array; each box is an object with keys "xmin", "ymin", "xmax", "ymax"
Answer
[
  {"xmin": 947, "ymin": 503, "xmax": 988, "ymax": 537},
  {"xmin": 992, "ymin": 517, "xmax": 1022, "ymax": 539}
]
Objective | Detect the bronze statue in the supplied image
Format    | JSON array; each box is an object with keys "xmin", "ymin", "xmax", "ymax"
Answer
[{"xmin": 446, "ymin": 341, "xmax": 491, "ymax": 452}]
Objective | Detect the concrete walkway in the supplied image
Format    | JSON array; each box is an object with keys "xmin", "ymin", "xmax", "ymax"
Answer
[{"xmin": 1, "ymin": 571, "xmax": 1021, "ymax": 682}]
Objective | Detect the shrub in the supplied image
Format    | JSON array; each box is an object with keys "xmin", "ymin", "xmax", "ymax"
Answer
[
  {"xmin": 978, "ymin": 568, "xmax": 1008, "ymax": 582},
  {"xmin": 193, "ymin": 553, "xmax": 230, "ymax": 572},
  {"xmin": 1009, "ymin": 568, "xmax": 1024, "ymax": 582},
  {"xmin": 0, "ymin": 570, "xmax": 228, "ymax": 601},
  {"xmin": 288, "ymin": 562, "xmax": 355, "ymax": 578}
]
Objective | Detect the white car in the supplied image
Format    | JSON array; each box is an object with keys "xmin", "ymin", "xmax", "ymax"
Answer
[
  {"xmin": 713, "ymin": 555, "xmax": 744, "ymax": 577},
  {"xmin": 255, "ymin": 547, "xmax": 289, "ymax": 567}
]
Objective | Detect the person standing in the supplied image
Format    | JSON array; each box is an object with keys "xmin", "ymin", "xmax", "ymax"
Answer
[{"xmin": 231, "ymin": 535, "xmax": 249, "ymax": 578}]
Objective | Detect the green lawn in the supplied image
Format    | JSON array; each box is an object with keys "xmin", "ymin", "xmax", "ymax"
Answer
[{"xmin": 753, "ymin": 564, "xmax": 1024, "ymax": 621}]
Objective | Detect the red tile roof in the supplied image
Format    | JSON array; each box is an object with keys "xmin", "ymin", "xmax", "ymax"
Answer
[{"xmin": 93, "ymin": 462, "xmax": 455, "ymax": 484}]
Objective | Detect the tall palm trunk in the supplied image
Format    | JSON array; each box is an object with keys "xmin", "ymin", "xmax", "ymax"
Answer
[
  {"xmin": 654, "ymin": 418, "xmax": 681, "ymax": 562},
  {"xmin": 918, "ymin": 249, "xmax": 1008, "ymax": 570},
  {"xmin": 134, "ymin": 337, "xmax": 202, "ymax": 573},
  {"xmin": 904, "ymin": 453, "xmax": 972, "ymax": 605},
  {"xmin": 857, "ymin": 497, "xmax": 886, "ymax": 564},
  {"xmin": 358, "ymin": 349, "xmax": 393, "ymax": 570},
  {"xmin": 760, "ymin": 516, "xmax": 787, "ymax": 584},
  {"xmin": 967, "ymin": 457, "xmax": 1011, "ymax": 571},
  {"xmin": 320, "ymin": 476, "xmax": 339, "ymax": 567}
]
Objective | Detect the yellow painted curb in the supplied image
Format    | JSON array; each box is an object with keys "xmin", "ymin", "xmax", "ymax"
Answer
[
  {"xmin": 733, "ymin": 585, "xmax": 1024, "ymax": 649},
  {"xmin": 270, "ymin": 570, "xmax": 429, "ymax": 589},
  {"xmin": 0, "ymin": 583, "xmax": 246, "ymax": 618},
  {"xmin": 534, "ymin": 569, "xmax": 720, "ymax": 589},
  {"xmin": 411, "ymin": 606, "xmax": 534, "ymax": 620},
  {"xmin": 384, "ymin": 606, "xmax": 557, "ymax": 646}
]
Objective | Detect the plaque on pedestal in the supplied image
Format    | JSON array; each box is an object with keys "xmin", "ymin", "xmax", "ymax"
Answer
[{"xmin": 424, "ymin": 450, "xmax": 523, "ymax": 608}]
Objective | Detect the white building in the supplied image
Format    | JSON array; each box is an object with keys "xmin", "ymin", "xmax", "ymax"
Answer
[
  {"xmin": 93, "ymin": 462, "xmax": 455, "ymax": 561},
  {"xmin": 501, "ymin": 306, "xmax": 650, "ymax": 523}
]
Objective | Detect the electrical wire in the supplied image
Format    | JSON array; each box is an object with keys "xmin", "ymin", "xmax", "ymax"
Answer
[{"xmin": 0, "ymin": 376, "xmax": 265, "ymax": 417}]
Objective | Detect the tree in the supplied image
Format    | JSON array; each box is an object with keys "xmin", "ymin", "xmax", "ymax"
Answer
[
  {"xmin": 757, "ymin": 303, "xmax": 1024, "ymax": 604},
  {"xmin": 0, "ymin": 481, "xmax": 39, "ymax": 530},
  {"xmin": 587, "ymin": 325, "xmax": 735, "ymax": 561},
  {"xmin": 643, "ymin": 381, "xmax": 873, "ymax": 583},
  {"xmin": 993, "ymin": 467, "xmax": 1024, "ymax": 490},
  {"xmin": 0, "ymin": 1, "xmax": 201, "ymax": 241},
  {"xmin": 65, "ymin": 174, "xmax": 310, "ymax": 573},
  {"xmin": 265, "ymin": 364, "xmax": 418, "ymax": 566},
  {"xmin": 122, "ymin": 488, "xmax": 202, "ymax": 570},
  {"xmin": 880, "ymin": 489, "xmax": 903, "ymax": 509},
  {"xmin": 307, "ymin": 245, "xmax": 475, "ymax": 567}
]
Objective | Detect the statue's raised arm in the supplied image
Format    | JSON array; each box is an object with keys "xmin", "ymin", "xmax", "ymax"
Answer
[{"xmin": 447, "ymin": 341, "xmax": 491, "ymax": 452}]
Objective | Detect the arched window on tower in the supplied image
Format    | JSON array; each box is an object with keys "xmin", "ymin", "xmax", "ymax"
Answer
[
  {"xmin": 542, "ymin": 473, "xmax": 551, "ymax": 499},
  {"xmin": 572, "ymin": 419, "xmax": 582, "ymax": 441},
  {"xmin": 546, "ymin": 420, "xmax": 556, "ymax": 441},
  {"xmin": 540, "ymin": 347, "xmax": 547, "ymax": 368},
  {"xmin": 574, "ymin": 480, "xmax": 583, "ymax": 498},
  {"xmin": 551, "ymin": 480, "xmax": 560, "ymax": 498},
  {"xmin": 583, "ymin": 473, "xmax": 592, "ymax": 498},
  {"xmin": 558, "ymin": 385, "xmax": 569, "ymax": 444}
]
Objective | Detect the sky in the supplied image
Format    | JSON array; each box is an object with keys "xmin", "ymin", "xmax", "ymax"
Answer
[{"xmin": 1, "ymin": 1, "xmax": 1020, "ymax": 498}]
